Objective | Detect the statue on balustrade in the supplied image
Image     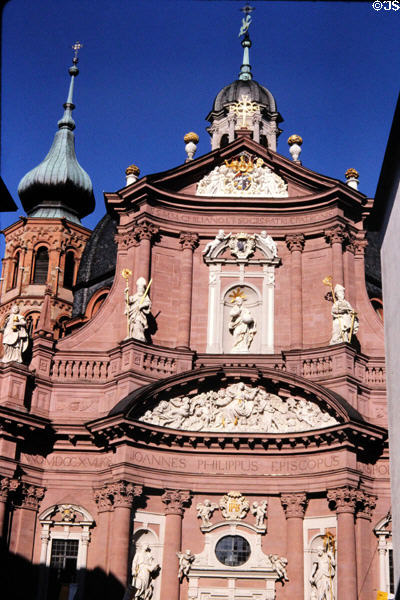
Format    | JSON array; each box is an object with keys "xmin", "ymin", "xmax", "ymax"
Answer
[
  {"xmin": 229, "ymin": 296, "xmax": 256, "ymax": 353},
  {"xmin": 329, "ymin": 284, "xmax": 359, "ymax": 345},
  {"xmin": 131, "ymin": 545, "xmax": 159, "ymax": 600},
  {"xmin": 1, "ymin": 304, "xmax": 29, "ymax": 363},
  {"xmin": 125, "ymin": 277, "xmax": 152, "ymax": 342},
  {"xmin": 310, "ymin": 545, "xmax": 336, "ymax": 600}
]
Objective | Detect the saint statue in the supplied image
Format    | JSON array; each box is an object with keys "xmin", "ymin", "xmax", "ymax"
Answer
[
  {"xmin": 310, "ymin": 546, "xmax": 336, "ymax": 600},
  {"xmin": 177, "ymin": 549, "xmax": 195, "ymax": 581},
  {"xmin": 229, "ymin": 297, "xmax": 256, "ymax": 353},
  {"xmin": 125, "ymin": 277, "xmax": 151, "ymax": 342},
  {"xmin": 329, "ymin": 284, "xmax": 359, "ymax": 345},
  {"xmin": 1, "ymin": 304, "xmax": 29, "ymax": 364},
  {"xmin": 131, "ymin": 545, "xmax": 159, "ymax": 600}
]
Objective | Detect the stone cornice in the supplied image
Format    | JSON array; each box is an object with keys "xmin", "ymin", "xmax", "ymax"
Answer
[{"xmin": 86, "ymin": 415, "xmax": 386, "ymax": 454}]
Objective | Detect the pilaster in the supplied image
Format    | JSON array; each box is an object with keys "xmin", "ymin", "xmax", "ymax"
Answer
[
  {"xmin": 281, "ymin": 492, "xmax": 307, "ymax": 600},
  {"xmin": 285, "ymin": 234, "xmax": 305, "ymax": 349},
  {"xmin": 177, "ymin": 233, "xmax": 199, "ymax": 349}
]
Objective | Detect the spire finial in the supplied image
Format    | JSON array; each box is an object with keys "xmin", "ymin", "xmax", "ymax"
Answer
[
  {"xmin": 58, "ymin": 41, "xmax": 84, "ymax": 131},
  {"xmin": 238, "ymin": 4, "xmax": 254, "ymax": 81}
]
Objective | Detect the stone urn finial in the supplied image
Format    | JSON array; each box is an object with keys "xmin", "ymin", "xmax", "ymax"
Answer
[
  {"xmin": 345, "ymin": 168, "xmax": 359, "ymax": 190},
  {"xmin": 125, "ymin": 164, "xmax": 140, "ymax": 186},
  {"xmin": 288, "ymin": 134, "xmax": 303, "ymax": 164},
  {"xmin": 184, "ymin": 132, "xmax": 199, "ymax": 162}
]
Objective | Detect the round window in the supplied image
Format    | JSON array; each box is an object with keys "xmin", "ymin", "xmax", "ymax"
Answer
[{"xmin": 215, "ymin": 535, "xmax": 251, "ymax": 566}]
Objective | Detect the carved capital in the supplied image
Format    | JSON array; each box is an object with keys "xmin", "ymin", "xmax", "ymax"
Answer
[
  {"xmin": 134, "ymin": 220, "xmax": 159, "ymax": 242},
  {"xmin": 327, "ymin": 486, "xmax": 358, "ymax": 514},
  {"xmin": 161, "ymin": 489, "xmax": 191, "ymax": 516},
  {"xmin": 20, "ymin": 483, "xmax": 45, "ymax": 511},
  {"xmin": 355, "ymin": 490, "xmax": 377, "ymax": 520},
  {"xmin": 349, "ymin": 237, "xmax": 368, "ymax": 255},
  {"xmin": 114, "ymin": 231, "xmax": 138, "ymax": 250},
  {"xmin": 285, "ymin": 233, "xmax": 305, "ymax": 253},
  {"xmin": 110, "ymin": 481, "xmax": 143, "ymax": 509},
  {"xmin": 281, "ymin": 492, "xmax": 308, "ymax": 518},
  {"xmin": 179, "ymin": 232, "xmax": 199, "ymax": 251},
  {"xmin": 93, "ymin": 486, "xmax": 114, "ymax": 513},
  {"xmin": 0, "ymin": 477, "xmax": 19, "ymax": 502},
  {"xmin": 324, "ymin": 224, "xmax": 348, "ymax": 247}
]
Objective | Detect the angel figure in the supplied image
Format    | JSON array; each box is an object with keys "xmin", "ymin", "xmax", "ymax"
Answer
[
  {"xmin": 177, "ymin": 549, "xmax": 195, "ymax": 581},
  {"xmin": 252, "ymin": 500, "xmax": 268, "ymax": 528},
  {"xmin": 196, "ymin": 499, "xmax": 218, "ymax": 527},
  {"xmin": 203, "ymin": 230, "xmax": 231, "ymax": 258},
  {"xmin": 269, "ymin": 554, "xmax": 289, "ymax": 583}
]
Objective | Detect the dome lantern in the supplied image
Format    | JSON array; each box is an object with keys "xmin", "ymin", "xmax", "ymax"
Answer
[{"xmin": 206, "ymin": 5, "xmax": 282, "ymax": 151}]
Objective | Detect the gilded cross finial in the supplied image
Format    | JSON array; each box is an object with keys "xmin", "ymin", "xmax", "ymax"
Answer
[
  {"xmin": 72, "ymin": 41, "xmax": 83, "ymax": 61},
  {"xmin": 239, "ymin": 4, "xmax": 254, "ymax": 37},
  {"xmin": 229, "ymin": 94, "xmax": 259, "ymax": 128}
]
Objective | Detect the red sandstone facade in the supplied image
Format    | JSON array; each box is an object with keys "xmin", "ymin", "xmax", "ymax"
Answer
[{"xmin": 0, "ymin": 133, "xmax": 390, "ymax": 600}]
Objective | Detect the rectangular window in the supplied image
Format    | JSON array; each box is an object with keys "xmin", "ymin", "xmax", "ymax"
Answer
[{"xmin": 49, "ymin": 539, "xmax": 79, "ymax": 599}]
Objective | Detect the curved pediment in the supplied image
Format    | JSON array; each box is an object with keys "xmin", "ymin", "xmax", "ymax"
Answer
[{"xmin": 138, "ymin": 381, "xmax": 338, "ymax": 434}]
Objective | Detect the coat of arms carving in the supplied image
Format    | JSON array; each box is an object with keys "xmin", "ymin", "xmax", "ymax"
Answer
[
  {"xmin": 220, "ymin": 491, "xmax": 250, "ymax": 520},
  {"xmin": 228, "ymin": 232, "xmax": 256, "ymax": 259},
  {"xmin": 196, "ymin": 154, "xmax": 288, "ymax": 198}
]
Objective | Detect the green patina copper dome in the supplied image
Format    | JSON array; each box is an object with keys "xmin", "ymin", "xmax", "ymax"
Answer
[{"xmin": 18, "ymin": 57, "xmax": 94, "ymax": 222}]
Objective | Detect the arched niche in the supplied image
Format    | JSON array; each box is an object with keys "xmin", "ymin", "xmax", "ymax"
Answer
[{"xmin": 222, "ymin": 283, "xmax": 261, "ymax": 354}]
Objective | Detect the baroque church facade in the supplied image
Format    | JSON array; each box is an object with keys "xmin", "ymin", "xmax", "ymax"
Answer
[{"xmin": 0, "ymin": 15, "xmax": 391, "ymax": 600}]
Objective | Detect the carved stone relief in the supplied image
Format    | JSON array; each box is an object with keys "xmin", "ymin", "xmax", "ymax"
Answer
[
  {"xmin": 139, "ymin": 382, "xmax": 338, "ymax": 433},
  {"xmin": 196, "ymin": 155, "xmax": 288, "ymax": 198}
]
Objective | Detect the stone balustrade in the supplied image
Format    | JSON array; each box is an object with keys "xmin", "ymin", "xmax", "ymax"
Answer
[{"xmin": 51, "ymin": 357, "xmax": 110, "ymax": 381}]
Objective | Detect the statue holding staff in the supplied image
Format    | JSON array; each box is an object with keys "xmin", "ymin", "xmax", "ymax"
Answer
[{"xmin": 124, "ymin": 275, "xmax": 152, "ymax": 342}]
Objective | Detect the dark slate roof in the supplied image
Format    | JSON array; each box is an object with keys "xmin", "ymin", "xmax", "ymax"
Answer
[
  {"xmin": 72, "ymin": 213, "xmax": 117, "ymax": 316},
  {"xmin": 212, "ymin": 79, "xmax": 279, "ymax": 116}
]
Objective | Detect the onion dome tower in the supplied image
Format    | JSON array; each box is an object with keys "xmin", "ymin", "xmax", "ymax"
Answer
[
  {"xmin": 206, "ymin": 5, "xmax": 282, "ymax": 151},
  {"xmin": 17, "ymin": 44, "xmax": 95, "ymax": 224},
  {"xmin": 0, "ymin": 44, "xmax": 93, "ymax": 338}
]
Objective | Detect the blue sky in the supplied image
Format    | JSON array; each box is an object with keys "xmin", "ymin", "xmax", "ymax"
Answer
[{"xmin": 1, "ymin": 0, "xmax": 399, "ymax": 238}]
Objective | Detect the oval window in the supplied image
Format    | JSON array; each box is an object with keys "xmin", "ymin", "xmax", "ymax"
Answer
[{"xmin": 215, "ymin": 535, "xmax": 250, "ymax": 566}]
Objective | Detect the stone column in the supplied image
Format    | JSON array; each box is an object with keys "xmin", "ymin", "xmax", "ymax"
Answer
[
  {"xmin": 281, "ymin": 492, "xmax": 308, "ymax": 600},
  {"xmin": 355, "ymin": 491, "xmax": 377, "ymax": 599},
  {"xmin": 285, "ymin": 234, "xmax": 305, "ymax": 349},
  {"xmin": 161, "ymin": 489, "xmax": 191, "ymax": 600},
  {"xmin": 325, "ymin": 225, "xmax": 348, "ymax": 288},
  {"xmin": 0, "ymin": 477, "xmax": 19, "ymax": 538},
  {"xmin": 134, "ymin": 220, "xmax": 159, "ymax": 282},
  {"xmin": 12, "ymin": 483, "xmax": 45, "ymax": 561},
  {"xmin": 93, "ymin": 485, "xmax": 114, "ymax": 574},
  {"xmin": 327, "ymin": 486, "xmax": 358, "ymax": 600},
  {"xmin": 177, "ymin": 233, "xmax": 199, "ymax": 349},
  {"xmin": 108, "ymin": 481, "xmax": 143, "ymax": 588}
]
